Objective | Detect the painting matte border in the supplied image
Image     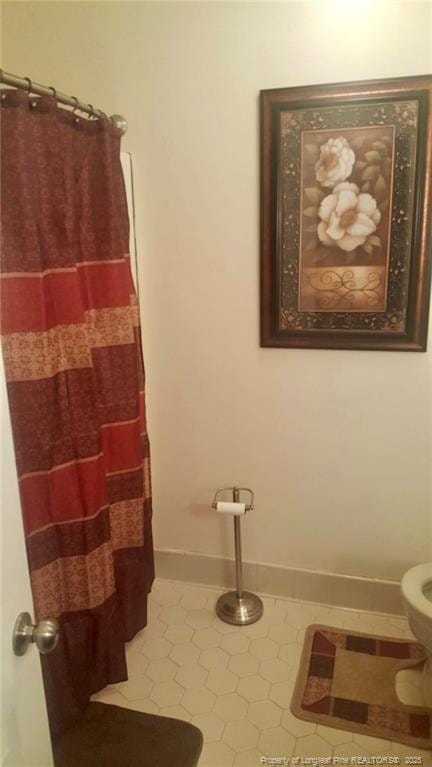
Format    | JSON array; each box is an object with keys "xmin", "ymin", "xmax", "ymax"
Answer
[{"xmin": 260, "ymin": 75, "xmax": 432, "ymax": 351}]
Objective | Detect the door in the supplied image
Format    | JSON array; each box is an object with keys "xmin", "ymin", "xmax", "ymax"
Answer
[{"xmin": 1, "ymin": 357, "xmax": 54, "ymax": 767}]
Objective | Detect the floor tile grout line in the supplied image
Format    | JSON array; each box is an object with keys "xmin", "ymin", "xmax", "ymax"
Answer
[{"xmin": 94, "ymin": 578, "xmax": 424, "ymax": 762}]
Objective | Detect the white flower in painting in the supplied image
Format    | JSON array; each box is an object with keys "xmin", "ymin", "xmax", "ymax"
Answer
[
  {"xmin": 317, "ymin": 182, "xmax": 381, "ymax": 252},
  {"xmin": 315, "ymin": 136, "xmax": 355, "ymax": 188}
]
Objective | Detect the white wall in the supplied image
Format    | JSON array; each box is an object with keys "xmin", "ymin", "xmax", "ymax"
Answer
[{"xmin": 3, "ymin": 1, "xmax": 432, "ymax": 582}]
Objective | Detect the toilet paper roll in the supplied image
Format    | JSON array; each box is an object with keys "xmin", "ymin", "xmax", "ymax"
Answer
[{"xmin": 216, "ymin": 502, "xmax": 246, "ymax": 516}]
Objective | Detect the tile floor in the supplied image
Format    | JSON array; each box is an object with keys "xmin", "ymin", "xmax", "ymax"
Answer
[{"xmin": 92, "ymin": 579, "xmax": 431, "ymax": 766}]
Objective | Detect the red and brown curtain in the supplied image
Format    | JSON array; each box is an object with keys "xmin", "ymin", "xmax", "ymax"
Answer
[{"xmin": 0, "ymin": 89, "xmax": 154, "ymax": 735}]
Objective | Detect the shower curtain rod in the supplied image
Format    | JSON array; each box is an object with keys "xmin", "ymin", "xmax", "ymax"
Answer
[{"xmin": 0, "ymin": 69, "xmax": 127, "ymax": 134}]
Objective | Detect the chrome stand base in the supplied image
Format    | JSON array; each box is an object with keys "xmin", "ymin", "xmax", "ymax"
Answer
[{"xmin": 216, "ymin": 591, "xmax": 264, "ymax": 626}]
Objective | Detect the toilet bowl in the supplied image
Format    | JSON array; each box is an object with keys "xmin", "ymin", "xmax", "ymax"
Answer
[{"xmin": 401, "ymin": 563, "xmax": 432, "ymax": 708}]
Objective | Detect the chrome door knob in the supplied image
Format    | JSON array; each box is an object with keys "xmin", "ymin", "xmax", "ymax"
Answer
[{"xmin": 12, "ymin": 612, "xmax": 59, "ymax": 656}]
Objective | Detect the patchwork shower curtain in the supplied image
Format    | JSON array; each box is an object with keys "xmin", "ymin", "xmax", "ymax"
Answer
[{"xmin": 0, "ymin": 89, "xmax": 154, "ymax": 735}]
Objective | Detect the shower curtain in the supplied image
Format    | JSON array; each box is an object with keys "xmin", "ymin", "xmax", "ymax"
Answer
[{"xmin": 0, "ymin": 89, "xmax": 154, "ymax": 735}]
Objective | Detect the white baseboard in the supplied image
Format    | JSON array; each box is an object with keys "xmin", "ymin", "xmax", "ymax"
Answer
[{"xmin": 154, "ymin": 549, "xmax": 404, "ymax": 616}]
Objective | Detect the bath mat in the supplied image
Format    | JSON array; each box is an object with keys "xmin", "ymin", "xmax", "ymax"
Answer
[
  {"xmin": 52, "ymin": 701, "xmax": 203, "ymax": 767},
  {"xmin": 291, "ymin": 624, "xmax": 432, "ymax": 750}
]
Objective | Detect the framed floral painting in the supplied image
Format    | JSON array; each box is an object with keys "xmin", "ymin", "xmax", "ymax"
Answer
[{"xmin": 260, "ymin": 75, "xmax": 432, "ymax": 350}]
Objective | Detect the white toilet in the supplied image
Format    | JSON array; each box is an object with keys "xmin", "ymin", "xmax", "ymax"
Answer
[{"xmin": 401, "ymin": 563, "xmax": 432, "ymax": 708}]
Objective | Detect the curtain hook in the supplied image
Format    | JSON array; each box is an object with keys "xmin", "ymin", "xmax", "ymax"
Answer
[
  {"xmin": 71, "ymin": 96, "xmax": 80, "ymax": 124},
  {"xmin": 25, "ymin": 78, "xmax": 38, "ymax": 109},
  {"xmin": 0, "ymin": 70, "xmax": 6, "ymax": 101}
]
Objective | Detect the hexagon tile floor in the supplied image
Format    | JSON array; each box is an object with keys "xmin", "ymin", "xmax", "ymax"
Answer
[{"xmin": 92, "ymin": 579, "xmax": 431, "ymax": 766}]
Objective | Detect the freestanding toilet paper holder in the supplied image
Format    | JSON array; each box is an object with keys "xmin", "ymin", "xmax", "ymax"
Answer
[{"xmin": 211, "ymin": 486, "xmax": 264, "ymax": 625}]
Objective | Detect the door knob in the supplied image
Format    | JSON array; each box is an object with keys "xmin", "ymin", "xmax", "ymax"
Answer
[{"xmin": 12, "ymin": 611, "xmax": 59, "ymax": 656}]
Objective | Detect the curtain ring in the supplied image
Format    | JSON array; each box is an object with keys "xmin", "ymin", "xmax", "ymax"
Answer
[
  {"xmin": 49, "ymin": 85, "xmax": 57, "ymax": 101},
  {"xmin": 71, "ymin": 96, "xmax": 80, "ymax": 124},
  {"xmin": 25, "ymin": 78, "xmax": 38, "ymax": 109},
  {"xmin": 88, "ymin": 103, "xmax": 96, "ymax": 119}
]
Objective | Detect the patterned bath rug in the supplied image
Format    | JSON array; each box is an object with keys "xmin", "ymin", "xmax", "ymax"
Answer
[{"xmin": 291, "ymin": 624, "xmax": 432, "ymax": 750}]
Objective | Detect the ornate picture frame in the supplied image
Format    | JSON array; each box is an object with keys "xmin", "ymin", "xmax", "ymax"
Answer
[{"xmin": 260, "ymin": 75, "xmax": 432, "ymax": 351}]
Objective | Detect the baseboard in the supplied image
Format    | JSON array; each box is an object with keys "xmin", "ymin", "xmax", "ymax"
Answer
[{"xmin": 154, "ymin": 549, "xmax": 405, "ymax": 616}]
